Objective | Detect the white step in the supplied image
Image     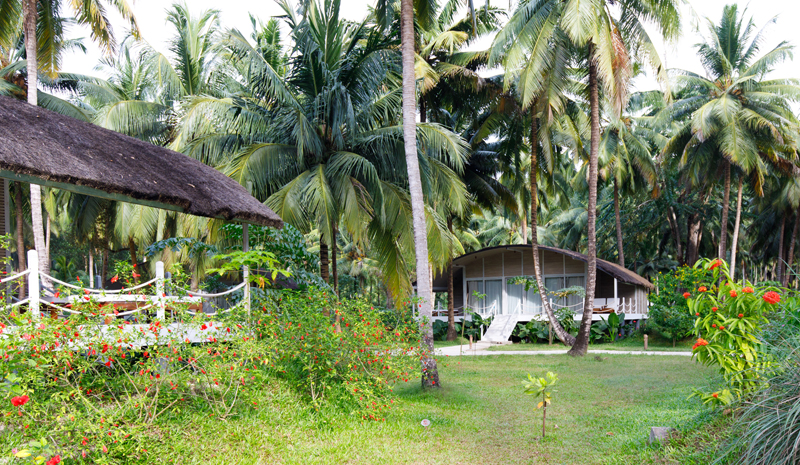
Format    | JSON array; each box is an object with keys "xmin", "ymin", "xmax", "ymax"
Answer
[{"xmin": 482, "ymin": 315, "xmax": 518, "ymax": 343}]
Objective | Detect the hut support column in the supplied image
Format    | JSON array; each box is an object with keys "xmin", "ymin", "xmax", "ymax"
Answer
[
  {"xmin": 243, "ymin": 223, "xmax": 250, "ymax": 320},
  {"xmin": 613, "ymin": 278, "xmax": 618, "ymax": 312},
  {"xmin": 156, "ymin": 261, "xmax": 165, "ymax": 320}
]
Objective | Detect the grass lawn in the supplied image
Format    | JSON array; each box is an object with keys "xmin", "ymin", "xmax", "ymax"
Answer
[
  {"xmin": 433, "ymin": 337, "xmax": 470, "ymax": 348},
  {"xmin": 156, "ymin": 354, "xmax": 725, "ymax": 464},
  {"xmin": 486, "ymin": 334, "xmax": 695, "ymax": 352}
]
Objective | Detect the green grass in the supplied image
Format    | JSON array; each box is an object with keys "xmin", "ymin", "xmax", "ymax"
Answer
[
  {"xmin": 487, "ymin": 334, "xmax": 695, "ymax": 352},
  {"xmin": 153, "ymin": 354, "xmax": 722, "ymax": 464},
  {"xmin": 433, "ymin": 337, "xmax": 470, "ymax": 348}
]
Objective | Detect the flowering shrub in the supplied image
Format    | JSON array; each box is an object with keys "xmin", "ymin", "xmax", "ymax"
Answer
[
  {"xmin": 649, "ymin": 266, "xmax": 711, "ymax": 345},
  {"xmin": 0, "ymin": 274, "xmax": 418, "ymax": 462},
  {"xmin": 686, "ymin": 258, "xmax": 782, "ymax": 405}
]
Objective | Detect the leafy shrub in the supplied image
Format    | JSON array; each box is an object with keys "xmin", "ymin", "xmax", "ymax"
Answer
[
  {"xmin": 649, "ymin": 265, "xmax": 711, "ymax": 344},
  {"xmin": 723, "ymin": 294, "xmax": 800, "ymax": 465},
  {"xmin": 687, "ymin": 258, "xmax": 781, "ymax": 405},
  {"xmin": 0, "ymin": 278, "xmax": 418, "ymax": 463}
]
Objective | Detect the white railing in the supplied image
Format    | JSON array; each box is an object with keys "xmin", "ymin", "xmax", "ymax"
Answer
[{"xmin": 5, "ymin": 249, "xmax": 251, "ymax": 322}]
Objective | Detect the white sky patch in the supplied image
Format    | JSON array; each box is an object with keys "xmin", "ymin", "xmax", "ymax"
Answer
[{"xmin": 62, "ymin": 0, "xmax": 800, "ymax": 99}]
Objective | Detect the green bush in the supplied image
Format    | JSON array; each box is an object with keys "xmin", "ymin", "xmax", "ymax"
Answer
[
  {"xmin": 0, "ymin": 279, "xmax": 418, "ymax": 463},
  {"xmin": 649, "ymin": 265, "xmax": 711, "ymax": 344}
]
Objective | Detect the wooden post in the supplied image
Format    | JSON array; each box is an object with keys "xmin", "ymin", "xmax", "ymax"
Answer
[
  {"xmin": 243, "ymin": 222, "xmax": 250, "ymax": 320},
  {"xmin": 469, "ymin": 334, "xmax": 473, "ymax": 350},
  {"xmin": 644, "ymin": 334, "xmax": 649, "ymax": 351},
  {"xmin": 27, "ymin": 249, "xmax": 39, "ymax": 319},
  {"xmin": 156, "ymin": 261, "xmax": 165, "ymax": 320}
]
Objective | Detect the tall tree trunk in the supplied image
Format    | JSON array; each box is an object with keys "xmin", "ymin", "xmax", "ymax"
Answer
[
  {"xmin": 785, "ymin": 209, "xmax": 799, "ymax": 287},
  {"xmin": 446, "ymin": 217, "xmax": 457, "ymax": 341},
  {"xmin": 45, "ymin": 214, "xmax": 51, "ymax": 260},
  {"xmin": 401, "ymin": 0, "xmax": 439, "ymax": 388},
  {"xmin": 530, "ymin": 114, "xmax": 574, "ymax": 346},
  {"xmin": 778, "ymin": 215, "xmax": 786, "ymax": 285},
  {"xmin": 521, "ymin": 209, "xmax": 527, "ymax": 244},
  {"xmin": 14, "ymin": 183, "xmax": 26, "ymax": 297},
  {"xmin": 320, "ymin": 240, "xmax": 329, "ymax": 284},
  {"xmin": 568, "ymin": 48, "xmax": 600, "ymax": 357},
  {"xmin": 614, "ymin": 178, "xmax": 624, "ymax": 267},
  {"xmin": 101, "ymin": 213, "xmax": 111, "ymax": 286},
  {"xmin": 24, "ymin": 0, "xmax": 50, "ymax": 292},
  {"xmin": 332, "ymin": 224, "xmax": 338, "ymax": 295},
  {"xmin": 686, "ymin": 211, "xmax": 703, "ymax": 266},
  {"xmin": 718, "ymin": 161, "xmax": 731, "ymax": 260},
  {"xmin": 666, "ymin": 205, "xmax": 683, "ymax": 264},
  {"xmin": 729, "ymin": 176, "xmax": 744, "ymax": 280},
  {"xmin": 320, "ymin": 239, "xmax": 331, "ymax": 317}
]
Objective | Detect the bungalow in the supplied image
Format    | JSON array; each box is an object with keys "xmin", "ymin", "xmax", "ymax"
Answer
[{"xmin": 432, "ymin": 245, "xmax": 653, "ymax": 320}]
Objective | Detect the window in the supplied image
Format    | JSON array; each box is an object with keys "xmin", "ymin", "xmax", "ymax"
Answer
[
  {"xmin": 485, "ymin": 280, "xmax": 503, "ymax": 314},
  {"xmin": 466, "ymin": 281, "xmax": 484, "ymax": 311}
]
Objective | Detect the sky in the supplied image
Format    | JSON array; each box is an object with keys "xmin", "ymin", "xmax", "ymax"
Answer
[{"xmin": 61, "ymin": 0, "xmax": 800, "ymax": 95}]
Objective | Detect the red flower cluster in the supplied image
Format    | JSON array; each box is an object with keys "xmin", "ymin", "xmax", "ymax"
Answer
[
  {"xmin": 712, "ymin": 392, "xmax": 719, "ymax": 398},
  {"xmin": 10, "ymin": 395, "xmax": 29, "ymax": 407},
  {"xmin": 710, "ymin": 260, "xmax": 721, "ymax": 270},
  {"xmin": 730, "ymin": 290, "xmax": 737, "ymax": 298},
  {"xmin": 763, "ymin": 291, "xmax": 781, "ymax": 304},
  {"xmin": 698, "ymin": 286, "xmax": 707, "ymax": 292},
  {"xmin": 682, "ymin": 292, "xmax": 691, "ymax": 299},
  {"xmin": 110, "ymin": 274, "xmax": 119, "ymax": 283},
  {"xmin": 742, "ymin": 287, "xmax": 754, "ymax": 294},
  {"xmin": 712, "ymin": 307, "xmax": 718, "ymax": 312},
  {"xmin": 692, "ymin": 338, "xmax": 708, "ymax": 351},
  {"xmin": 46, "ymin": 456, "xmax": 61, "ymax": 465}
]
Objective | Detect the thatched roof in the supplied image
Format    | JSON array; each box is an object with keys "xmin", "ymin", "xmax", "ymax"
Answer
[
  {"xmin": 432, "ymin": 245, "xmax": 654, "ymax": 290},
  {"xmin": 0, "ymin": 96, "xmax": 282, "ymax": 227}
]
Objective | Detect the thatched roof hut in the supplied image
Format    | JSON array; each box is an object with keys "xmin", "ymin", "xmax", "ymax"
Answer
[{"xmin": 0, "ymin": 96, "xmax": 282, "ymax": 227}]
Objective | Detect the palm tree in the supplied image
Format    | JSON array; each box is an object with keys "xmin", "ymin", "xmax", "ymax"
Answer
[
  {"xmin": 490, "ymin": 0, "xmax": 680, "ymax": 355},
  {"xmin": 3, "ymin": 0, "xmax": 139, "ymax": 285},
  {"xmin": 660, "ymin": 5, "xmax": 800, "ymax": 264},
  {"xmin": 599, "ymin": 91, "xmax": 662, "ymax": 267},
  {"xmin": 402, "ymin": 0, "xmax": 438, "ymax": 387}
]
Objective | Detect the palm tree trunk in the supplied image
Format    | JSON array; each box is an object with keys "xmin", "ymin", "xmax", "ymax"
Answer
[
  {"xmin": 778, "ymin": 215, "xmax": 786, "ymax": 285},
  {"xmin": 332, "ymin": 224, "xmax": 338, "ymax": 295},
  {"xmin": 666, "ymin": 205, "xmax": 683, "ymax": 264},
  {"xmin": 614, "ymin": 178, "xmax": 624, "ymax": 267},
  {"xmin": 569, "ymin": 47, "xmax": 600, "ymax": 357},
  {"xmin": 785, "ymin": 210, "xmax": 799, "ymax": 287},
  {"xmin": 446, "ymin": 217, "xmax": 457, "ymax": 341},
  {"xmin": 718, "ymin": 161, "xmax": 731, "ymax": 260},
  {"xmin": 24, "ymin": 0, "xmax": 50, "ymax": 292},
  {"xmin": 320, "ymin": 240, "xmax": 329, "ymax": 284},
  {"xmin": 89, "ymin": 248, "xmax": 94, "ymax": 288},
  {"xmin": 128, "ymin": 237, "xmax": 138, "ymax": 283},
  {"xmin": 530, "ymin": 114, "xmax": 574, "ymax": 346},
  {"xmin": 521, "ymin": 209, "xmax": 527, "ymax": 244},
  {"xmin": 401, "ymin": 0, "xmax": 439, "ymax": 388},
  {"xmin": 14, "ymin": 182, "xmax": 26, "ymax": 297},
  {"xmin": 729, "ymin": 176, "xmax": 744, "ymax": 280}
]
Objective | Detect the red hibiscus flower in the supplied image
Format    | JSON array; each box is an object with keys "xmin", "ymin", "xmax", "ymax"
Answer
[
  {"xmin": 763, "ymin": 291, "xmax": 781, "ymax": 304},
  {"xmin": 742, "ymin": 287, "xmax": 754, "ymax": 294},
  {"xmin": 11, "ymin": 395, "xmax": 29, "ymax": 407},
  {"xmin": 46, "ymin": 456, "xmax": 61, "ymax": 465},
  {"xmin": 698, "ymin": 286, "xmax": 707, "ymax": 292},
  {"xmin": 712, "ymin": 307, "xmax": 718, "ymax": 312},
  {"xmin": 738, "ymin": 313, "xmax": 744, "ymax": 318},
  {"xmin": 683, "ymin": 292, "xmax": 691, "ymax": 299},
  {"xmin": 110, "ymin": 274, "xmax": 119, "ymax": 283}
]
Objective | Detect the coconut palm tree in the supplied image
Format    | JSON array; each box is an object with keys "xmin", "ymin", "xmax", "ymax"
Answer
[
  {"xmin": 490, "ymin": 0, "xmax": 680, "ymax": 355},
  {"xmin": 599, "ymin": 91, "xmax": 663, "ymax": 267},
  {"xmin": 1, "ymin": 0, "xmax": 139, "ymax": 285},
  {"xmin": 660, "ymin": 4, "xmax": 800, "ymax": 264}
]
